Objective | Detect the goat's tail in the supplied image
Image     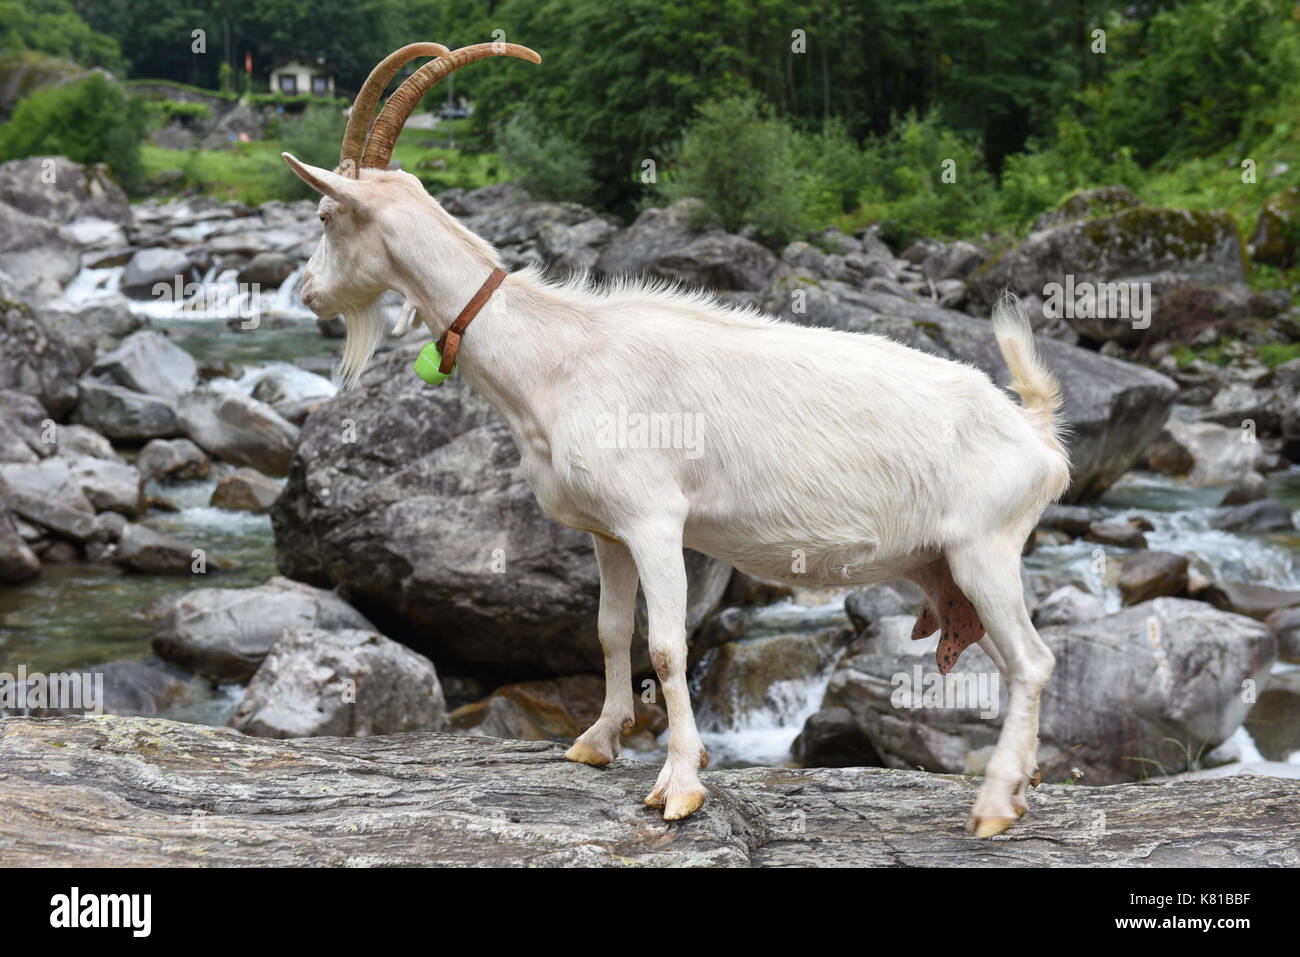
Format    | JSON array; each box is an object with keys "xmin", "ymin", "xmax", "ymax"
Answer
[{"xmin": 991, "ymin": 291, "xmax": 1067, "ymax": 455}]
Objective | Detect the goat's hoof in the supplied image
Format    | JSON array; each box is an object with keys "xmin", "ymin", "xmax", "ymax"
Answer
[
  {"xmin": 662, "ymin": 788, "xmax": 708, "ymax": 821},
  {"xmin": 565, "ymin": 740, "xmax": 614, "ymax": 767},
  {"xmin": 969, "ymin": 815, "xmax": 1018, "ymax": 839},
  {"xmin": 643, "ymin": 784, "xmax": 666, "ymax": 809},
  {"xmin": 1029, "ymin": 768, "xmax": 1042, "ymax": 788}
]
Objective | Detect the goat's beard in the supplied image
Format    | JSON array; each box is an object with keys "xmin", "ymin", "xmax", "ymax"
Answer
[{"xmin": 337, "ymin": 298, "xmax": 387, "ymax": 390}]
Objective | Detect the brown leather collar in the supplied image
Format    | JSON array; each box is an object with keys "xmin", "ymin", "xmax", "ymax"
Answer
[{"xmin": 436, "ymin": 267, "xmax": 507, "ymax": 374}]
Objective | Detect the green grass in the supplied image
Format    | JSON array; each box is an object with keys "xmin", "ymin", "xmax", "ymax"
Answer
[{"xmin": 141, "ymin": 127, "xmax": 504, "ymax": 205}]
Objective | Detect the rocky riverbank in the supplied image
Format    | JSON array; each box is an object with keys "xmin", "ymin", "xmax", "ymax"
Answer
[
  {"xmin": 2, "ymin": 714, "xmax": 1297, "ymax": 867},
  {"xmin": 2, "ymin": 153, "xmax": 1300, "ymax": 850}
]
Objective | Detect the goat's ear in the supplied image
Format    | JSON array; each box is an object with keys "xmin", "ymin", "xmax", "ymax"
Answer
[{"xmin": 281, "ymin": 152, "xmax": 365, "ymax": 210}]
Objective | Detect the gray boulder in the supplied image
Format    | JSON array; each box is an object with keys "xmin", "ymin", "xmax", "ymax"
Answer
[
  {"xmin": 0, "ymin": 510, "xmax": 39, "ymax": 581},
  {"xmin": 176, "ymin": 388, "xmax": 299, "ymax": 476},
  {"xmin": 271, "ymin": 347, "xmax": 732, "ymax": 676},
  {"xmin": 230, "ymin": 626, "xmax": 448, "ymax": 738},
  {"xmin": 969, "ymin": 206, "xmax": 1248, "ymax": 323},
  {"xmin": 36, "ymin": 294, "xmax": 142, "ymax": 373},
  {"xmin": 824, "ymin": 598, "xmax": 1276, "ymax": 784},
  {"xmin": 91, "ymin": 330, "xmax": 198, "ymax": 399},
  {"xmin": 596, "ymin": 199, "xmax": 776, "ymax": 292},
  {"xmin": 152, "ymin": 576, "xmax": 375, "ymax": 681},
  {"xmin": 0, "ymin": 296, "xmax": 79, "ymax": 417},
  {"xmin": 1031, "ymin": 585, "xmax": 1106, "ymax": 627},
  {"xmin": 116, "ymin": 523, "xmax": 196, "ymax": 574},
  {"xmin": 120, "ymin": 247, "xmax": 197, "ymax": 298},
  {"xmin": 136, "ymin": 437, "xmax": 210, "ymax": 482},
  {"xmin": 0, "ymin": 156, "xmax": 131, "ymax": 226},
  {"xmin": 0, "ymin": 458, "xmax": 96, "ymax": 540},
  {"xmin": 0, "ymin": 201, "xmax": 81, "ymax": 301},
  {"xmin": 210, "ymin": 466, "xmax": 282, "ymax": 512},
  {"xmin": 65, "ymin": 456, "xmax": 142, "ymax": 515},
  {"xmin": 72, "ymin": 377, "xmax": 179, "ymax": 441}
]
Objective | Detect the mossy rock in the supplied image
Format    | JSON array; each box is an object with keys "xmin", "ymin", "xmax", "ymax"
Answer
[
  {"xmin": 969, "ymin": 204, "xmax": 1248, "ymax": 311},
  {"xmin": 1032, "ymin": 185, "xmax": 1142, "ymax": 232},
  {"xmin": 1249, "ymin": 186, "xmax": 1300, "ymax": 268}
]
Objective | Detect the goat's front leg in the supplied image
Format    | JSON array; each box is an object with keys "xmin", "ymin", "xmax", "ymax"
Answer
[
  {"xmin": 565, "ymin": 535, "xmax": 638, "ymax": 767},
  {"xmin": 625, "ymin": 519, "xmax": 708, "ymax": 821}
]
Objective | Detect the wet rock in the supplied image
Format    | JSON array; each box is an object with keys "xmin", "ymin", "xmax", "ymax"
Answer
[
  {"xmin": 1200, "ymin": 580, "xmax": 1300, "ymax": 620},
  {"xmin": 72, "ymin": 378, "xmax": 179, "ymax": 441},
  {"xmin": 120, "ymin": 247, "xmax": 197, "ymax": 298},
  {"xmin": 1162, "ymin": 412, "xmax": 1263, "ymax": 485},
  {"xmin": 1145, "ymin": 431, "xmax": 1195, "ymax": 475},
  {"xmin": 1084, "ymin": 519, "xmax": 1148, "ymax": 549},
  {"xmin": 1242, "ymin": 670, "xmax": 1300, "ymax": 762},
  {"xmin": 0, "ymin": 297, "xmax": 79, "ymax": 417},
  {"xmin": 271, "ymin": 350, "xmax": 731, "ymax": 676},
  {"xmin": 230, "ymin": 627, "xmax": 448, "ymax": 738},
  {"xmin": 176, "ymin": 388, "xmax": 299, "ymax": 476},
  {"xmin": 91, "ymin": 330, "xmax": 198, "ymax": 400},
  {"xmin": 791, "ymin": 706, "xmax": 883, "ymax": 768},
  {"xmin": 136, "ymin": 437, "xmax": 210, "ymax": 482},
  {"xmin": 1119, "ymin": 551, "xmax": 1189, "ymax": 606},
  {"xmin": 3, "ymin": 713, "xmax": 1297, "ymax": 866},
  {"xmin": 0, "ymin": 511, "xmax": 39, "ymax": 581},
  {"xmin": 1210, "ymin": 499, "xmax": 1295, "ymax": 533},
  {"xmin": 151, "ymin": 576, "xmax": 375, "ymax": 681},
  {"xmin": 1265, "ymin": 606, "xmax": 1300, "ymax": 664},
  {"xmin": 1221, "ymin": 472, "xmax": 1268, "ymax": 505},
  {"xmin": 96, "ymin": 659, "xmax": 189, "ymax": 716},
  {"xmin": 1038, "ymin": 504, "xmax": 1095, "ymax": 536},
  {"xmin": 1031, "ymin": 585, "xmax": 1107, "ymax": 627},
  {"xmin": 115, "ymin": 523, "xmax": 196, "ymax": 574},
  {"xmin": 237, "ymin": 252, "xmax": 297, "ymax": 287},
  {"xmin": 210, "ymin": 466, "xmax": 282, "ymax": 513}
]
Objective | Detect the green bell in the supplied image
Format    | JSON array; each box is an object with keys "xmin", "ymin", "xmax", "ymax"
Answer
[{"xmin": 414, "ymin": 341, "xmax": 455, "ymax": 384}]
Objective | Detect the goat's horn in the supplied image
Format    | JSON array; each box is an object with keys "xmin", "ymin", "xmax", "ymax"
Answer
[
  {"xmin": 361, "ymin": 42, "xmax": 541, "ymax": 170},
  {"xmin": 339, "ymin": 42, "xmax": 451, "ymax": 176}
]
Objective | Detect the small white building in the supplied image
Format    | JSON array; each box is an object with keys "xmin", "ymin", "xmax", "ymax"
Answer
[{"xmin": 268, "ymin": 59, "xmax": 335, "ymax": 97}]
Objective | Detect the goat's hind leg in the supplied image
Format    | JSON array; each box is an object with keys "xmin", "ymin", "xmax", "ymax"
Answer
[
  {"xmin": 566, "ymin": 535, "xmax": 638, "ymax": 767},
  {"xmin": 625, "ymin": 518, "xmax": 708, "ymax": 821},
  {"xmin": 946, "ymin": 541, "xmax": 1054, "ymax": 838}
]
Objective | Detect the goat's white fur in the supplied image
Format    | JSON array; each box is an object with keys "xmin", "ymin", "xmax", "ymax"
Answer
[{"xmin": 284, "ymin": 155, "xmax": 1071, "ymax": 833}]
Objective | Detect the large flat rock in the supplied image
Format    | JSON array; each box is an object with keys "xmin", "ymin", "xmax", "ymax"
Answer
[{"xmin": 0, "ymin": 715, "xmax": 1295, "ymax": 867}]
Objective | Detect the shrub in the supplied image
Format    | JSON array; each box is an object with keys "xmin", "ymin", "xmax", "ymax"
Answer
[
  {"xmin": 0, "ymin": 72, "xmax": 144, "ymax": 192},
  {"xmin": 271, "ymin": 104, "xmax": 347, "ymax": 200},
  {"xmin": 659, "ymin": 93, "xmax": 811, "ymax": 245},
  {"xmin": 856, "ymin": 109, "xmax": 998, "ymax": 243},
  {"xmin": 495, "ymin": 108, "xmax": 597, "ymax": 204}
]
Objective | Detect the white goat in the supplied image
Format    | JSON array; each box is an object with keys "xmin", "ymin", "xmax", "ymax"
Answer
[{"xmin": 283, "ymin": 41, "xmax": 1071, "ymax": 837}]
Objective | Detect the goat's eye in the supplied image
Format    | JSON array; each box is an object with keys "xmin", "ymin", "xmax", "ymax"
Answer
[{"xmin": 319, "ymin": 213, "xmax": 329, "ymax": 226}]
